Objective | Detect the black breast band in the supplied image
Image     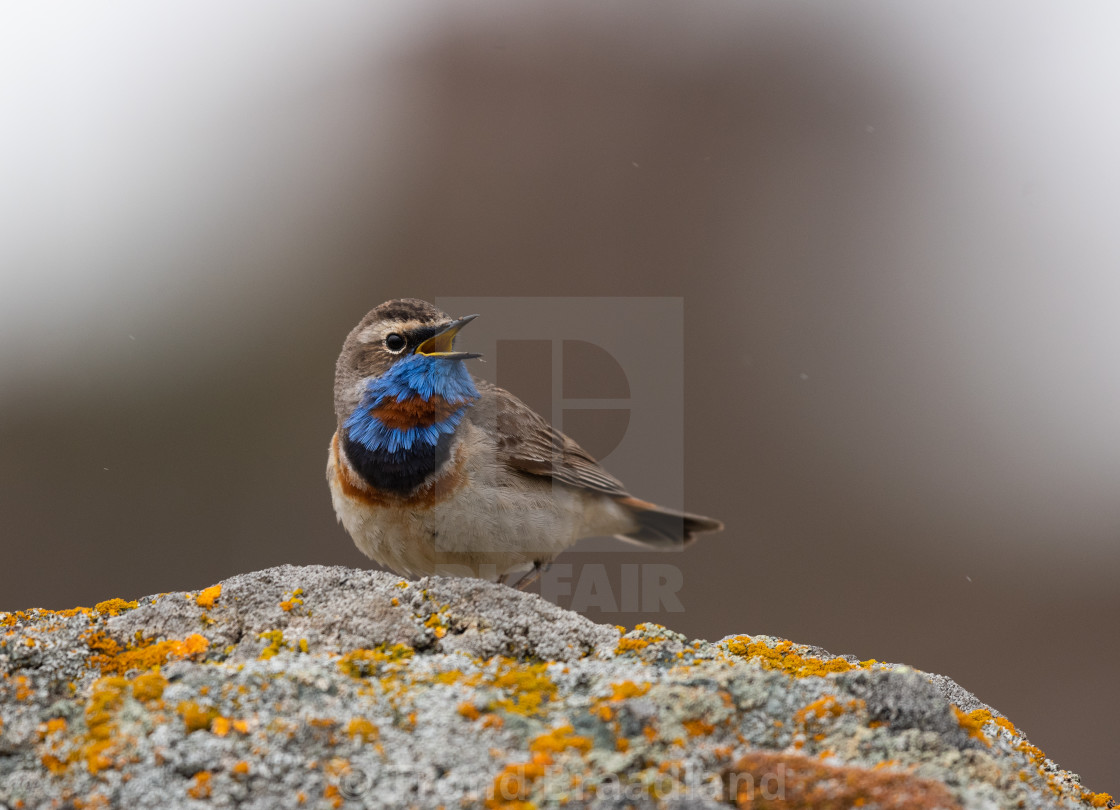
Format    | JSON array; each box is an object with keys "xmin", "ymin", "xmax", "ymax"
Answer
[{"xmin": 341, "ymin": 430, "xmax": 454, "ymax": 495}]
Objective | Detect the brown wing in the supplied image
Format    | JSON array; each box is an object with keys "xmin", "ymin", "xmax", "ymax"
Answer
[
  {"xmin": 475, "ymin": 380, "xmax": 631, "ymax": 498},
  {"xmin": 470, "ymin": 380, "xmax": 724, "ymax": 547}
]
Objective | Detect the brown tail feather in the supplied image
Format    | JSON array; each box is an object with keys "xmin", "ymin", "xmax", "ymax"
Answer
[{"xmin": 613, "ymin": 496, "xmax": 723, "ymax": 548}]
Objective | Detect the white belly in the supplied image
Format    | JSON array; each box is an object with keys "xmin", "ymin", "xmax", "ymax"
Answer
[{"xmin": 327, "ymin": 422, "xmax": 636, "ymax": 579}]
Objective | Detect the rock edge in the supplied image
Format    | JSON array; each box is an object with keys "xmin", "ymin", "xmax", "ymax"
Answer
[{"xmin": 0, "ymin": 565, "xmax": 1112, "ymax": 809}]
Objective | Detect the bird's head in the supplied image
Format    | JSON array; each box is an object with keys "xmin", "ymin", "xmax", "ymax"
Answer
[{"xmin": 334, "ymin": 298, "xmax": 481, "ymax": 429}]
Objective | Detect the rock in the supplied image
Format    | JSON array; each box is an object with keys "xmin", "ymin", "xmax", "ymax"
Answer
[{"xmin": 0, "ymin": 565, "xmax": 1111, "ymax": 809}]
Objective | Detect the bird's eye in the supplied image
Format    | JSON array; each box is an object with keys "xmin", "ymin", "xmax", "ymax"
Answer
[{"xmin": 384, "ymin": 333, "xmax": 407, "ymax": 353}]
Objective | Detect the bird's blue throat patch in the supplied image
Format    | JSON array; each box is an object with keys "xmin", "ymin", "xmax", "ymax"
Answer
[{"xmin": 342, "ymin": 355, "xmax": 479, "ymax": 493}]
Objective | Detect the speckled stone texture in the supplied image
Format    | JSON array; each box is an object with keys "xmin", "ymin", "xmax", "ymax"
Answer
[{"xmin": 0, "ymin": 565, "xmax": 1112, "ymax": 809}]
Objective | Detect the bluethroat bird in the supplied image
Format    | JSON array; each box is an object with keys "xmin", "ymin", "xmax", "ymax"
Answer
[{"xmin": 328, "ymin": 298, "xmax": 722, "ymax": 587}]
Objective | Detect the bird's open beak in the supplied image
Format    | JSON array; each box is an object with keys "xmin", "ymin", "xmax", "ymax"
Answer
[{"xmin": 415, "ymin": 314, "xmax": 482, "ymax": 359}]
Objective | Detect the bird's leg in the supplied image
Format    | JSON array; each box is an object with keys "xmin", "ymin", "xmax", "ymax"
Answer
[{"xmin": 508, "ymin": 560, "xmax": 550, "ymax": 591}]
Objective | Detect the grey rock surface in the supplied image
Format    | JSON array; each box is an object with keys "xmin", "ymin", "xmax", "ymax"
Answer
[{"xmin": 0, "ymin": 565, "xmax": 1111, "ymax": 809}]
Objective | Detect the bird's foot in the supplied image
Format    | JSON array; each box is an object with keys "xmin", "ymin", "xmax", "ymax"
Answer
[{"xmin": 502, "ymin": 560, "xmax": 550, "ymax": 591}]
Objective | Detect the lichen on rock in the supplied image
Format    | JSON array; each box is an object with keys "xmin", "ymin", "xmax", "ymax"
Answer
[{"xmin": 0, "ymin": 565, "xmax": 1112, "ymax": 809}]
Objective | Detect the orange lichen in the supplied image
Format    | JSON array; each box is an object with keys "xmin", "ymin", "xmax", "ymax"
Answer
[
  {"xmin": 195, "ymin": 585, "xmax": 222, "ymax": 609},
  {"xmin": 188, "ymin": 772, "xmax": 212, "ymax": 799},
  {"xmin": 82, "ymin": 677, "xmax": 132, "ymax": 774},
  {"xmin": 488, "ymin": 660, "xmax": 556, "ymax": 717},
  {"xmin": 724, "ymin": 751, "xmax": 962, "ymax": 810},
  {"xmin": 486, "ymin": 756, "xmax": 550, "ymax": 809},
  {"xmin": 528, "ymin": 725, "xmax": 592, "ymax": 755},
  {"xmin": 424, "ymin": 612, "xmax": 449, "ymax": 638},
  {"xmin": 177, "ymin": 701, "xmax": 219, "ymax": 734},
  {"xmin": 953, "ymin": 706, "xmax": 992, "ymax": 745},
  {"xmin": 85, "ymin": 678, "xmax": 128, "ymax": 736},
  {"xmin": 279, "ymin": 588, "xmax": 303, "ymax": 612},
  {"xmin": 37, "ymin": 733, "xmax": 70, "ymax": 773},
  {"xmin": 484, "ymin": 722, "xmax": 594, "ymax": 807},
  {"xmin": 43, "ymin": 718, "xmax": 68, "ymax": 736},
  {"xmin": 93, "ymin": 599, "xmax": 138, "ymax": 617},
  {"xmin": 659, "ymin": 759, "xmax": 682, "ymax": 775},
  {"xmin": 616, "ymin": 638, "xmax": 652, "ymax": 653},
  {"xmin": 232, "ymin": 761, "xmax": 250, "ymax": 776},
  {"xmin": 346, "ymin": 718, "xmax": 379, "ymax": 743},
  {"xmin": 41, "ymin": 753, "xmax": 70, "ymax": 775},
  {"xmin": 15, "ymin": 675, "xmax": 31, "ymax": 701},
  {"xmin": 131, "ymin": 671, "xmax": 168, "ymax": 702},
  {"xmin": 591, "ymin": 704, "xmax": 613, "ymax": 722},
  {"xmin": 1, "ymin": 606, "xmax": 94, "ymax": 630},
  {"xmin": 338, "ymin": 644, "xmax": 414, "ymax": 678},
  {"xmin": 588, "ymin": 680, "xmax": 657, "ymax": 751},
  {"xmin": 609, "ymin": 681, "xmax": 650, "ymax": 700},
  {"xmin": 458, "ymin": 702, "xmax": 481, "ymax": 720},
  {"xmin": 258, "ymin": 629, "xmax": 287, "ymax": 659},
  {"xmin": 683, "ymin": 718, "xmax": 715, "ymax": 737},
  {"xmin": 795, "ymin": 695, "xmax": 865, "ymax": 726},
  {"xmin": 724, "ymin": 636, "xmax": 867, "ymax": 678},
  {"xmin": 86, "ymin": 632, "xmax": 210, "ymax": 675},
  {"xmin": 993, "ymin": 716, "xmax": 1018, "ymax": 735},
  {"xmin": 981, "ymin": 710, "xmax": 1112, "ymax": 804}
]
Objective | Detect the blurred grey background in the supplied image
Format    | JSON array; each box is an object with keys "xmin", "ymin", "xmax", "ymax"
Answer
[{"xmin": 2, "ymin": 0, "xmax": 1117, "ymax": 790}]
